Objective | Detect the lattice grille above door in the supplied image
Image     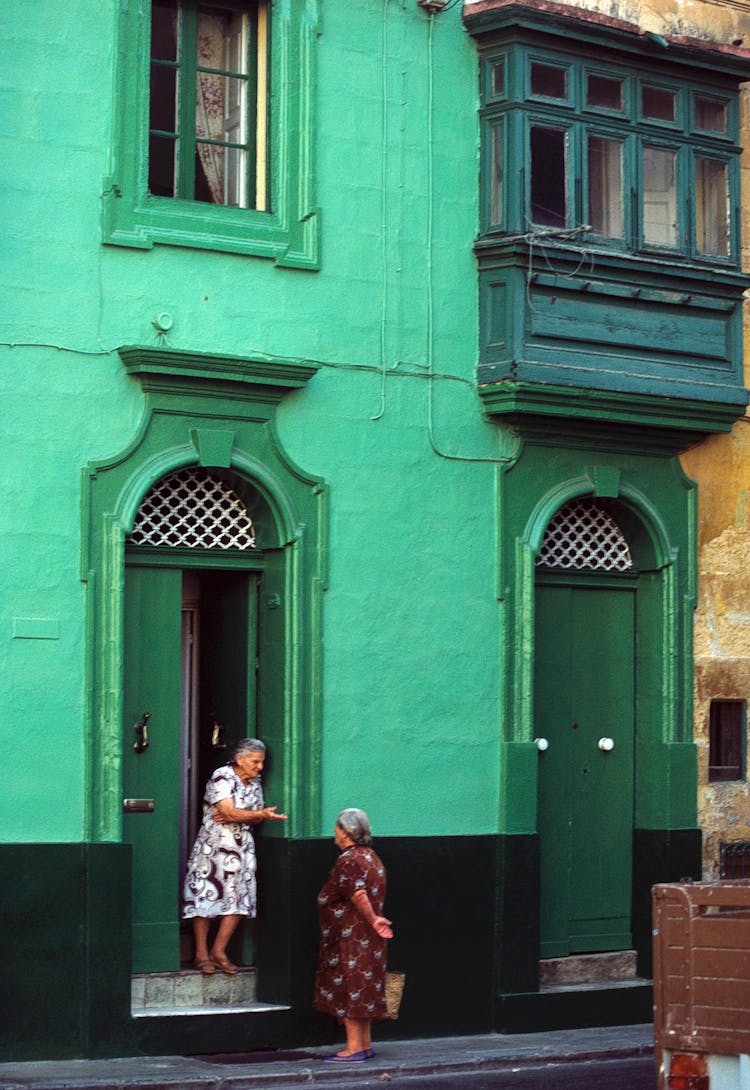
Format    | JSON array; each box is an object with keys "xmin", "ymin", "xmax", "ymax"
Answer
[
  {"xmin": 536, "ymin": 498, "xmax": 632, "ymax": 571},
  {"xmin": 128, "ymin": 468, "xmax": 256, "ymax": 550}
]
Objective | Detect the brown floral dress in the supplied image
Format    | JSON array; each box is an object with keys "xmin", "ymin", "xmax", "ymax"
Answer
[{"xmin": 313, "ymin": 845, "xmax": 388, "ymax": 1021}]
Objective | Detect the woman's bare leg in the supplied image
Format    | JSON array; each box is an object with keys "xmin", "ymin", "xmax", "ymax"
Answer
[
  {"xmin": 192, "ymin": 917, "xmax": 211, "ymax": 964},
  {"xmin": 342, "ymin": 1017, "xmax": 371, "ymax": 1055},
  {"xmin": 210, "ymin": 913, "xmax": 242, "ymax": 963}
]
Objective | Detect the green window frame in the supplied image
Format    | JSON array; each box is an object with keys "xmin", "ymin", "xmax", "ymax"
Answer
[
  {"xmin": 103, "ymin": 0, "xmax": 319, "ymax": 268},
  {"xmin": 528, "ymin": 58, "xmax": 572, "ymax": 104},
  {"xmin": 479, "ymin": 48, "xmax": 741, "ymax": 265}
]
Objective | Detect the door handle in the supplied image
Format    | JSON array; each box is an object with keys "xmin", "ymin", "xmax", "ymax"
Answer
[
  {"xmin": 598, "ymin": 737, "xmax": 614, "ymax": 752},
  {"xmin": 534, "ymin": 737, "xmax": 549, "ymax": 752},
  {"xmin": 123, "ymin": 798, "xmax": 155, "ymax": 813},
  {"xmin": 133, "ymin": 712, "xmax": 151, "ymax": 753}
]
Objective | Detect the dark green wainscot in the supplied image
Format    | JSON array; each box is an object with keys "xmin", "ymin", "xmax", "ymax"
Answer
[
  {"xmin": 1, "ymin": 837, "xmax": 502, "ymax": 1060},
  {"xmin": 0, "ymin": 843, "xmax": 132, "ymax": 1061},
  {"xmin": 494, "ymin": 829, "xmax": 701, "ymax": 1033}
]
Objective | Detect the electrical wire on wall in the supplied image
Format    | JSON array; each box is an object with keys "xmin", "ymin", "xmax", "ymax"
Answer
[
  {"xmin": 422, "ymin": 6, "xmax": 517, "ymax": 467},
  {"xmin": 372, "ymin": 0, "xmax": 391, "ymax": 421},
  {"xmin": 0, "ymin": 342, "xmax": 115, "ymax": 357}
]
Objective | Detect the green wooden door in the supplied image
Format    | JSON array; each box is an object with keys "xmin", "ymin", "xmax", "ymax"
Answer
[
  {"xmin": 122, "ymin": 565, "xmax": 183, "ymax": 973},
  {"xmin": 123, "ymin": 565, "xmax": 260, "ymax": 974},
  {"xmin": 535, "ymin": 578, "xmax": 635, "ymax": 958}
]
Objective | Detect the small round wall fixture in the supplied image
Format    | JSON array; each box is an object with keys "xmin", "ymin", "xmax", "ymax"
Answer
[{"xmin": 152, "ymin": 311, "xmax": 174, "ymax": 333}]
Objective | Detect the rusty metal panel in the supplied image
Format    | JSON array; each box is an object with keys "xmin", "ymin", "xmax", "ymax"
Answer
[{"xmin": 653, "ymin": 882, "xmax": 750, "ymax": 1059}]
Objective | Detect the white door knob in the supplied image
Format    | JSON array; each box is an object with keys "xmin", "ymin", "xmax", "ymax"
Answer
[
  {"xmin": 598, "ymin": 737, "xmax": 614, "ymax": 752},
  {"xmin": 534, "ymin": 737, "xmax": 549, "ymax": 752}
]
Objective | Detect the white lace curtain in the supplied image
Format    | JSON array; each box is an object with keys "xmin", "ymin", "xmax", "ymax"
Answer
[{"xmin": 195, "ymin": 11, "xmax": 229, "ymax": 204}]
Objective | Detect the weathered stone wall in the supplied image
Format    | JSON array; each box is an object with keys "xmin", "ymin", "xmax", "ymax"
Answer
[
  {"xmin": 674, "ymin": 1, "xmax": 750, "ymax": 877},
  {"xmin": 681, "ymin": 419, "xmax": 750, "ymax": 879}
]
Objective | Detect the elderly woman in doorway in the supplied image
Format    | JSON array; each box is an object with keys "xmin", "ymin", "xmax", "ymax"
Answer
[
  {"xmin": 313, "ymin": 808, "xmax": 393, "ymax": 1062},
  {"xmin": 182, "ymin": 737, "xmax": 287, "ymax": 975}
]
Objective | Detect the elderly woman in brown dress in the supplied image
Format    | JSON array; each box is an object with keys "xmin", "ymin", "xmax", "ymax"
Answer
[{"xmin": 313, "ymin": 808, "xmax": 393, "ymax": 1062}]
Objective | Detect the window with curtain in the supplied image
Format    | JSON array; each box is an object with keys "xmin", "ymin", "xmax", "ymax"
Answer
[
  {"xmin": 103, "ymin": 0, "xmax": 319, "ymax": 263},
  {"xmin": 696, "ymin": 156, "xmax": 729, "ymax": 256},
  {"xmin": 149, "ymin": 0, "xmax": 267, "ymax": 210},
  {"xmin": 642, "ymin": 145, "xmax": 678, "ymax": 248},
  {"xmin": 588, "ymin": 135, "xmax": 624, "ymax": 239}
]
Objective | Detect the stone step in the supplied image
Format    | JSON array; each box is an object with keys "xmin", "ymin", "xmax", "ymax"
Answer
[
  {"xmin": 539, "ymin": 950, "xmax": 639, "ymax": 989},
  {"xmin": 132, "ymin": 966, "xmax": 258, "ymax": 1013}
]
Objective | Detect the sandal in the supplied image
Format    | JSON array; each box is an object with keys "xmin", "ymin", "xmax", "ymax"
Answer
[
  {"xmin": 211, "ymin": 955, "xmax": 239, "ymax": 975},
  {"xmin": 194, "ymin": 959, "xmax": 216, "ymax": 975},
  {"xmin": 322, "ymin": 1051, "xmax": 370, "ymax": 1063}
]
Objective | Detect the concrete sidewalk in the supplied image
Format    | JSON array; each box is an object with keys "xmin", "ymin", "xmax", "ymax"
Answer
[{"xmin": 0, "ymin": 1024, "xmax": 654, "ymax": 1089}]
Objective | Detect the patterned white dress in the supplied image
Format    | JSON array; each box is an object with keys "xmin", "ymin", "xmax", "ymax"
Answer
[{"xmin": 182, "ymin": 764, "xmax": 264, "ymax": 919}]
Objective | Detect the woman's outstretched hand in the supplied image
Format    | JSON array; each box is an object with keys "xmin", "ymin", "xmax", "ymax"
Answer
[
  {"xmin": 212, "ymin": 804, "xmax": 288, "ymax": 824},
  {"xmin": 373, "ymin": 916, "xmax": 393, "ymax": 940}
]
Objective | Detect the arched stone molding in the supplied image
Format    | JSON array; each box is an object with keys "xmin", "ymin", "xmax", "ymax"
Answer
[{"xmin": 497, "ymin": 451, "xmax": 697, "ymax": 834}]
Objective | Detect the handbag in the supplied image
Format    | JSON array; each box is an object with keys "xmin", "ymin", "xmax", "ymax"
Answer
[{"xmin": 384, "ymin": 970, "xmax": 406, "ymax": 1020}]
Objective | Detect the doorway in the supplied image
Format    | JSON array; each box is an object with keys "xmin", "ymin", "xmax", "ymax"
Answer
[
  {"xmin": 535, "ymin": 577, "xmax": 636, "ymax": 957},
  {"xmin": 122, "ymin": 564, "xmax": 260, "ymax": 974},
  {"xmin": 534, "ymin": 498, "xmax": 637, "ymax": 959}
]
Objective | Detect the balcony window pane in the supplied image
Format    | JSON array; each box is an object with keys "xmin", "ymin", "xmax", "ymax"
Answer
[
  {"xmin": 696, "ymin": 156, "xmax": 729, "ymax": 256},
  {"xmin": 530, "ymin": 62, "xmax": 567, "ymax": 99},
  {"xmin": 491, "ymin": 124, "xmax": 503, "ymax": 225},
  {"xmin": 587, "ymin": 74, "xmax": 623, "ymax": 111},
  {"xmin": 588, "ymin": 136, "xmax": 623, "ymax": 238},
  {"xmin": 530, "ymin": 126, "xmax": 567, "ymax": 228},
  {"xmin": 642, "ymin": 85, "xmax": 676, "ymax": 122},
  {"xmin": 696, "ymin": 96, "xmax": 727, "ymax": 134},
  {"xmin": 643, "ymin": 145, "xmax": 677, "ymax": 247},
  {"xmin": 492, "ymin": 58, "xmax": 505, "ymax": 97}
]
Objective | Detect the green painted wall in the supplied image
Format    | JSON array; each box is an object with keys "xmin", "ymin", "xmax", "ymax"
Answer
[
  {"xmin": 3, "ymin": 0, "xmax": 721, "ymax": 1059},
  {"xmin": 1, "ymin": 0, "xmax": 511, "ymax": 841}
]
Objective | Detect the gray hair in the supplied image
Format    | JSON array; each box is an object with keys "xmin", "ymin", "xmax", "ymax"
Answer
[
  {"xmin": 337, "ymin": 808, "xmax": 372, "ymax": 846},
  {"xmin": 232, "ymin": 738, "xmax": 266, "ymax": 760}
]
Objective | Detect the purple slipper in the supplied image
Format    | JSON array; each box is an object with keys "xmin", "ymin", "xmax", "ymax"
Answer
[{"xmin": 322, "ymin": 1050, "xmax": 370, "ymax": 1063}]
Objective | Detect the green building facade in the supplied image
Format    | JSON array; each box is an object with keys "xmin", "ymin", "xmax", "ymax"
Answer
[{"xmin": 2, "ymin": 0, "xmax": 749, "ymax": 1060}]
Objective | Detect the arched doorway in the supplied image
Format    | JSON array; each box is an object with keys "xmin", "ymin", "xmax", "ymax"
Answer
[
  {"xmin": 82, "ymin": 347, "xmax": 325, "ymax": 1038},
  {"xmin": 534, "ymin": 498, "xmax": 637, "ymax": 958},
  {"xmin": 121, "ymin": 468, "xmax": 267, "ymax": 972}
]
